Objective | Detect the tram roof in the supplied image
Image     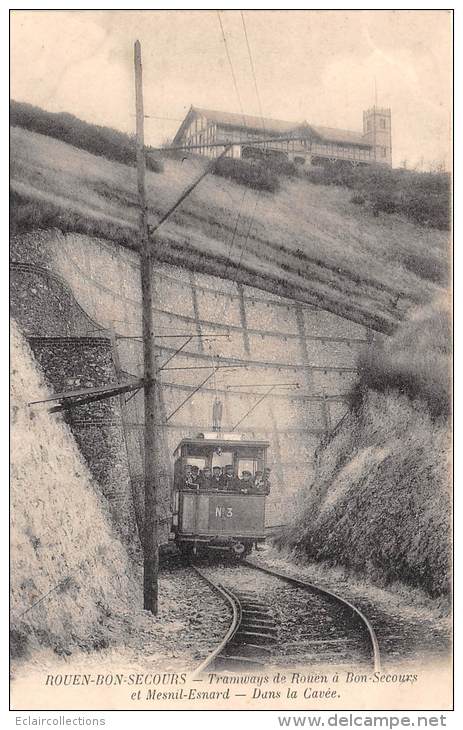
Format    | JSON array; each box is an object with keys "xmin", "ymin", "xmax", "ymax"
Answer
[{"xmin": 174, "ymin": 433, "xmax": 270, "ymax": 454}]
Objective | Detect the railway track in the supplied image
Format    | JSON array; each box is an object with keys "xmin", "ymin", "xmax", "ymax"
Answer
[{"xmin": 191, "ymin": 560, "xmax": 381, "ymax": 676}]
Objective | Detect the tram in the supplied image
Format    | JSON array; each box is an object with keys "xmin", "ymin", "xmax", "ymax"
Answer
[{"xmin": 172, "ymin": 431, "xmax": 270, "ymax": 558}]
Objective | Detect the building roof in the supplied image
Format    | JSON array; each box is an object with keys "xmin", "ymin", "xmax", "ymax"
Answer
[
  {"xmin": 311, "ymin": 124, "xmax": 367, "ymax": 146},
  {"xmin": 192, "ymin": 106, "xmax": 304, "ymax": 135},
  {"xmin": 173, "ymin": 106, "xmax": 371, "ymax": 148}
]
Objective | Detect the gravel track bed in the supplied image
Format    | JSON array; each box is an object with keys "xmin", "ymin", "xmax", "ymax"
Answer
[
  {"xmin": 197, "ymin": 562, "xmax": 372, "ymax": 670},
  {"xmin": 12, "ymin": 562, "xmax": 232, "ymax": 677},
  {"xmin": 250, "ymin": 550, "xmax": 451, "ymax": 669}
]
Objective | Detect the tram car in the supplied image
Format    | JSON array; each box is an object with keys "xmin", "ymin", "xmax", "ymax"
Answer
[{"xmin": 172, "ymin": 431, "xmax": 270, "ymax": 558}]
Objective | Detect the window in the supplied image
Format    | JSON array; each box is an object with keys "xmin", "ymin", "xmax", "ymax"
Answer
[
  {"xmin": 367, "ymin": 120, "xmax": 372, "ymax": 132},
  {"xmin": 381, "ymin": 147, "xmax": 387, "ymax": 157},
  {"xmin": 211, "ymin": 450, "xmax": 234, "ymax": 469},
  {"xmin": 238, "ymin": 459, "xmax": 256, "ymax": 477},
  {"xmin": 380, "ymin": 118, "xmax": 386, "ymax": 129},
  {"xmin": 186, "ymin": 457, "xmax": 206, "ymax": 470}
]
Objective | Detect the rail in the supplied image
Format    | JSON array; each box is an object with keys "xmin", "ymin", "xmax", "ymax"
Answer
[
  {"xmin": 190, "ymin": 565, "xmax": 242, "ymax": 677},
  {"xmin": 189, "ymin": 559, "xmax": 381, "ymax": 675},
  {"xmin": 244, "ymin": 559, "xmax": 381, "ymax": 672}
]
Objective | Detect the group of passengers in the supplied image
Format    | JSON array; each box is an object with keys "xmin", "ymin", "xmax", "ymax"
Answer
[{"xmin": 183, "ymin": 464, "xmax": 271, "ymax": 494}]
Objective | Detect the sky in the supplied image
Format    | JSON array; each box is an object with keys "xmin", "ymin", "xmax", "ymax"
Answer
[{"xmin": 10, "ymin": 10, "xmax": 452, "ymax": 169}]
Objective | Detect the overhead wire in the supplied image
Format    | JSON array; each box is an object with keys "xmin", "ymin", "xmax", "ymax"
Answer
[
  {"xmin": 163, "ymin": 11, "xmax": 265, "ymax": 412},
  {"xmin": 216, "ymin": 11, "xmax": 247, "ymax": 129},
  {"xmin": 208, "ymin": 11, "xmax": 266, "ymax": 396},
  {"xmin": 240, "ymin": 11, "xmax": 266, "ymax": 134}
]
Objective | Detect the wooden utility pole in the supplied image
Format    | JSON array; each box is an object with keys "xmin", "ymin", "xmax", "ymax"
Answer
[{"xmin": 134, "ymin": 39, "xmax": 160, "ymax": 614}]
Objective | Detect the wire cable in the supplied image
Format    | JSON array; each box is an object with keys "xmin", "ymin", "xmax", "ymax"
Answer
[
  {"xmin": 216, "ymin": 11, "xmax": 247, "ymax": 129},
  {"xmin": 235, "ymin": 192, "xmax": 261, "ymax": 271},
  {"xmin": 240, "ymin": 11, "xmax": 266, "ymax": 133}
]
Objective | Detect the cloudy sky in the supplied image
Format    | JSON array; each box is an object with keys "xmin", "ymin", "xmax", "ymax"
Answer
[{"xmin": 11, "ymin": 10, "xmax": 452, "ymax": 169}]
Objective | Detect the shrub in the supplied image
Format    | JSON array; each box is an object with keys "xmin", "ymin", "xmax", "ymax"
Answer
[
  {"xmin": 10, "ymin": 100, "xmax": 163, "ymax": 173},
  {"xmin": 400, "ymin": 251, "xmax": 449, "ymax": 285},
  {"xmin": 304, "ymin": 161, "xmax": 450, "ymax": 230},
  {"xmin": 213, "ymin": 157, "xmax": 280, "ymax": 193},
  {"xmin": 265, "ymin": 157, "xmax": 299, "ymax": 178},
  {"xmin": 10, "ymin": 189, "xmax": 136, "ymax": 248}
]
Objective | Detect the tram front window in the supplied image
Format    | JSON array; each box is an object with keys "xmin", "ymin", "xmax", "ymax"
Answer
[
  {"xmin": 183, "ymin": 458, "xmax": 205, "ymax": 490},
  {"xmin": 186, "ymin": 457, "xmax": 206, "ymax": 471},
  {"xmin": 238, "ymin": 458, "xmax": 255, "ymax": 476},
  {"xmin": 211, "ymin": 451, "xmax": 233, "ymax": 470}
]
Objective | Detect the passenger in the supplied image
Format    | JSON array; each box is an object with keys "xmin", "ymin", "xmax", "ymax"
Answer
[
  {"xmin": 185, "ymin": 465, "xmax": 200, "ymax": 490},
  {"xmin": 253, "ymin": 470, "xmax": 266, "ymax": 493},
  {"xmin": 239, "ymin": 470, "xmax": 254, "ymax": 494},
  {"xmin": 200, "ymin": 466, "xmax": 212, "ymax": 491},
  {"xmin": 222, "ymin": 464, "xmax": 238, "ymax": 492},
  {"xmin": 211, "ymin": 466, "xmax": 223, "ymax": 489},
  {"xmin": 263, "ymin": 467, "xmax": 272, "ymax": 495}
]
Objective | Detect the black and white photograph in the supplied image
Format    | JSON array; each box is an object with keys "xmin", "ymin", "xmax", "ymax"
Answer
[{"xmin": 9, "ymin": 8, "xmax": 453, "ymax": 713}]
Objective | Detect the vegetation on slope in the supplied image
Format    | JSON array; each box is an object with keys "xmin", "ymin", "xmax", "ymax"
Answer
[
  {"xmin": 306, "ymin": 162, "xmax": 451, "ymax": 231},
  {"xmin": 353, "ymin": 297, "xmax": 451, "ymax": 419},
  {"xmin": 11, "ymin": 100, "xmax": 163, "ymax": 173},
  {"xmin": 10, "ymin": 125, "xmax": 448, "ymax": 335},
  {"xmin": 281, "ymin": 300, "xmax": 451, "ymax": 598},
  {"xmin": 212, "ymin": 156, "xmax": 297, "ymax": 193},
  {"xmin": 12, "ymin": 99, "xmax": 449, "ymax": 230}
]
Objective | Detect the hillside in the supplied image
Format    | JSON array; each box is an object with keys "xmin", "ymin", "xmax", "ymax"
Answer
[
  {"xmin": 10, "ymin": 124, "xmax": 449, "ymax": 334},
  {"xmin": 10, "ymin": 320, "xmax": 137, "ymax": 659},
  {"xmin": 278, "ymin": 298, "xmax": 452, "ymax": 598}
]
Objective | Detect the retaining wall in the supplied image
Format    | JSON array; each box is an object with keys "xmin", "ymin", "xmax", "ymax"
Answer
[{"xmin": 11, "ymin": 229, "xmax": 371, "ymax": 527}]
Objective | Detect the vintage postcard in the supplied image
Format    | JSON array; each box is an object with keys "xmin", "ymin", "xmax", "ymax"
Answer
[{"xmin": 9, "ymin": 8, "xmax": 452, "ymax": 714}]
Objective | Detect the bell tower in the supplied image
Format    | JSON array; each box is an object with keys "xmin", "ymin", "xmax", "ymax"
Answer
[{"xmin": 363, "ymin": 107, "xmax": 392, "ymax": 166}]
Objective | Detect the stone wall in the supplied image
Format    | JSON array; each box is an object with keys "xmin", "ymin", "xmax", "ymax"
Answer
[
  {"xmin": 26, "ymin": 336, "xmax": 139, "ymax": 548},
  {"xmin": 11, "ymin": 230, "xmax": 371, "ymax": 527}
]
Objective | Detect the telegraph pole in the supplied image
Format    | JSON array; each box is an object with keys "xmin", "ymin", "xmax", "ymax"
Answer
[{"xmin": 134, "ymin": 39, "xmax": 160, "ymax": 614}]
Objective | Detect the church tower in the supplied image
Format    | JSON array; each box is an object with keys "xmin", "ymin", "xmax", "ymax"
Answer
[{"xmin": 362, "ymin": 107, "xmax": 392, "ymax": 166}]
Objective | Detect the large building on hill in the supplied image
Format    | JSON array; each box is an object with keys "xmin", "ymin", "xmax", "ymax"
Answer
[{"xmin": 172, "ymin": 106, "xmax": 392, "ymax": 167}]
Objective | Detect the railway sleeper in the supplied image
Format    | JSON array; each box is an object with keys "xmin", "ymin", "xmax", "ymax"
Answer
[
  {"xmin": 236, "ymin": 592, "xmax": 261, "ymax": 603},
  {"xmin": 240, "ymin": 617, "xmax": 277, "ymax": 628},
  {"xmin": 233, "ymin": 630, "xmax": 278, "ymax": 646},
  {"xmin": 240, "ymin": 602, "xmax": 269, "ymax": 611},
  {"xmin": 235, "ymin": 591, "xmax": 260, "ymax": 598},
  {"xmin": 223, "ymin": 642, "xmax": 272, "ymax": 659},
  {"xmin": 242, "ymin": 608, "xmax": 272, "ymax": 618},
  {"xmin": 213, "ymin": 655, "xmax": 267, "ymax": 672},
  {"xmin": 240, "ymin": 623, "xmax": 278, "ymax": 636}
]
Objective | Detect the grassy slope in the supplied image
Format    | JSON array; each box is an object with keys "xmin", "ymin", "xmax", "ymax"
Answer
[
  {"xmin": 280, "ymin": 299, "xmax": 451, "ymax": 598},
  {"xmin": 282, "ymin": 390, "xmax": 451, "ymax": 597},
  {"xmin": 10, "ymin": 126, "xmax": 448, "ymax": 334}
]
